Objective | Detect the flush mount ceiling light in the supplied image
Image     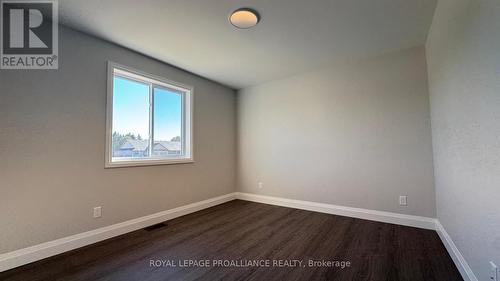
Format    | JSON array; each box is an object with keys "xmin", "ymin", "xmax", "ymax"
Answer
[{"xmin": 229, "ymin": 8, "xmax": 260, "ymax": 29}]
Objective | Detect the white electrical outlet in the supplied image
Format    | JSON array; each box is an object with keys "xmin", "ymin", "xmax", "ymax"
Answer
[
  {"xmin": 258, "ymin": 182, "xmax": 263, "ymax": 189},
  {"xmin": 93, "ymin": 206, "xmax": 102, "ymax": 218},
  {"xmin": 399, "ymin": 196, "xmax": 408, "ymax": 206},
  {"xmin": 490, "ymin": 261, "xmax": 498, "ymax": 281}
]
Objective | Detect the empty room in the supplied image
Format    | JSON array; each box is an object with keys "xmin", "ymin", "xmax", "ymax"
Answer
[{"xmin": 0, "ymin": 0, "xmax": 498, "ymax": 280}]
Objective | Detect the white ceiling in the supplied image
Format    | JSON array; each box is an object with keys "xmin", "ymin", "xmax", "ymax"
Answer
[{"xmin": 59, "ymin": 0, "xmax": 437, "ymax": 89}]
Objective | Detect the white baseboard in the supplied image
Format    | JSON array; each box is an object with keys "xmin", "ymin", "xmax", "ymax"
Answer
[
  {"xmin": 435, "ymin": 221, "xmax": 478, "ymax": 281},
  {"xmin": 0, "ymin": 193, "xmax": 237, "ymax": 272},
  {"xmin": 235, "ymin": 192, "xmax": 436, "ymax": 230}
]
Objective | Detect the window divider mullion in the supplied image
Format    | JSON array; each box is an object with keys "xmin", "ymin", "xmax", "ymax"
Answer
[{"xmin": 149, "ymin": 84, "xmax": 154, "ymax": 157}]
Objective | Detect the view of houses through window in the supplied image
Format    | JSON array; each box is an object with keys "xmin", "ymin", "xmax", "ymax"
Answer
[{"xmin": 112, "ymin": 132, "xmax": 181, "ymax": 158}]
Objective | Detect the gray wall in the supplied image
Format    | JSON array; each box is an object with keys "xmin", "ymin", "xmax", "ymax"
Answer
[
  {"xmin": 426, "ymin": 0, "xmax": 500, "ymax": 279},
  {"xmin": 0, "ymin": 27, "xmax": 237, "ymax": 253},
  {"xmin": 237, "ymin": 47, "xmax": 436, "ymax": 217}
]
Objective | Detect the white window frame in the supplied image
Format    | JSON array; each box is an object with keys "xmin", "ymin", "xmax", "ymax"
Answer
[{"xmin": 105, "ymin": 61, "xmax": 194, "ymax": 168}]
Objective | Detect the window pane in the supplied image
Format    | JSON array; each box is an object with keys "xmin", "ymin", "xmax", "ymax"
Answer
[
  {"xmin": 112, "ymin": 76, "xmax": 150, "ymax": 159},
  {"xmin": 153, "ymin": 87, "xmax": 182, "ymax": 157}
]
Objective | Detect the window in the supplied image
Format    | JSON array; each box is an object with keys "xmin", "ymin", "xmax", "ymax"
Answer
[{"xmin": 105, "ymin": 62, "xmax": 193, "ymax": 167}]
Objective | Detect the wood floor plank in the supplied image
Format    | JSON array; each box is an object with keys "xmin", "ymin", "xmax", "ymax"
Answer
[{"xmin": 0, "ymin": 200, "xmax": 463, "ymax": 281}]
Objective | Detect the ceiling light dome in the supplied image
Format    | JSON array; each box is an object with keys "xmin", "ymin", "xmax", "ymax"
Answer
[{"xmin": 229, "ymin": 8, "xmax": 260, "ymax": 29}]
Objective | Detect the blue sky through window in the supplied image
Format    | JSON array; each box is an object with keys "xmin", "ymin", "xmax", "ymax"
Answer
[
  {"xmin": 112, "ymin": 76, "xmax": 182, "ymax": 141},
  {"xmin": 154, "ymin": 88, "xmax": 182, "ymax": 141}
]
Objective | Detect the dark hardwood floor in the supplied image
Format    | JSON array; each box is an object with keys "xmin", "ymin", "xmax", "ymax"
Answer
[{"xmin": 0, "ymin": 200, "xmax": 462, "ymax": 281}]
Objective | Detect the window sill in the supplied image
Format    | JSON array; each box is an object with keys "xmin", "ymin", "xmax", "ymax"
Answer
[{"xmin": 105, "ymin": 158, "xmax": 194, "ymax": 168}]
